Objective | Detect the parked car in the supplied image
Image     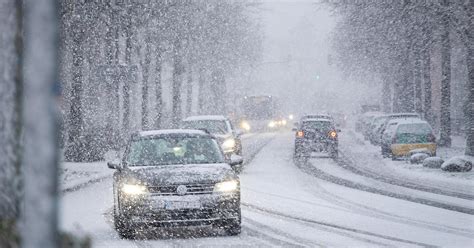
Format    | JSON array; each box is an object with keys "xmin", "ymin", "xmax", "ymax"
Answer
[
  {"xmin": 181, "ymin": 115, "xmax": 243, "ymax": 155},
  {"xmin": 293, "ymin": 118, "xmax": 339, "ymax": 159},
  {"xmin": 381, "ymin": 119, "xmax": 436, "ymax": 159},
  {"xmin": 108, "ymin": 129, "xmax": 243, "ymax": 238}
]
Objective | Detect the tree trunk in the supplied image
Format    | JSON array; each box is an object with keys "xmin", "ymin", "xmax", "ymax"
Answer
[
  {"xmin": 186, "ymin": 67, "xmax": 193, "ymax": 116},
  {"xmin": 122, "ymin": 20, "xmax": 132, "ymax": 136},
  {"xmin": 171, "ymin": 48, "xmax": 184, "ymax": 128},
  {"xmin": 64, "ymin": 21, "xmax": 84, "ymax": 162},
  {"xmin": 422, "ymin": 47, "xmax": 433, "ymax": 125},
  {"xmin": 155, "ymin": 53, "xmax": 163, "ymax": 129},
  {"xmin": 198, "ymin": 67, "xmax": 206, "ymax": 114},
  {"xmin": 439, "ymin": 0, "xmax": 452, "ymax": 147},
  {"xmin": 0, "ymin": 0, "xmax": 22, "ymax": 225},
  {"xmin": 413, "ymin": 49, "xmax": 423, "ymax": 115},
  {"xmin": 465, "ymin": 40, "xmax": 474, "ymax": 155},
  {"xmin": 141, "ymin": 43, "xmax": 151, "ymax": 130},
  {"xmin": 22, "ymin": 0, "xmax": 60, "ymax": 247},
  {"xmin": 381, "ymin": 76, "xmax": 392, "ymax": 113}
]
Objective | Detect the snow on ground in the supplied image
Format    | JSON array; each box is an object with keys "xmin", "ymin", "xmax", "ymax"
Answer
[
  {"xmin": 60, "ymin": 132, "xmax": 474, "ymax": 247},
  {"xmin": 241, "ymin": 132, "xmax": 474, "ymax": 247},
  {"xmin": 341, "ymin": 130, "xmax": 474, "ymax": 192}
]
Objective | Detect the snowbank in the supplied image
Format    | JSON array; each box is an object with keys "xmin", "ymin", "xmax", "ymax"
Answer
[
  {"xmin": 409, "ymin": 153, "xmax": 429, "ymax": 164},
  {"xmin": 422, "ymin": 157, "xmax": 444, "ymax": 169},
  {"xmin": 441, "ymin": 156, "xmax": 473, "ymax": 172}
]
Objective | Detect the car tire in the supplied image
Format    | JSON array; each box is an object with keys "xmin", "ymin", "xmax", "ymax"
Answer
[
  {"xmin": 114, "ymin": 206, "xmax": 134, "ymax": 239},
  {"xmin": 329, "ymin": 146, "xmax": 338, "ymax": 159}
]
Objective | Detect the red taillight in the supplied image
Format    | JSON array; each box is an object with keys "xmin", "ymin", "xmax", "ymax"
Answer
[
  {"xmin": 297, "ymin": 131, "xmax": 304, "ymax": 138},
  {"xmin": 329, "ymin": 130, "xmax": 337, "ymax": 139}
]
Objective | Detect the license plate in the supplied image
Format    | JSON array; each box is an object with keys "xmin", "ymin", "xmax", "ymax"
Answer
[{"xmin": 164, "ymin": 201, "xmax": 201, "ymax": 210}]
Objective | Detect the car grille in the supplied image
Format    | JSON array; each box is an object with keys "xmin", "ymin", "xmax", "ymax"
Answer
[
  {"xmin": 141, "ymin": 208, "xmax": 216, "ymax": 221},
  {"xmin": 148, "ymin": 184, "xmax": 214, "ymax": 196}
]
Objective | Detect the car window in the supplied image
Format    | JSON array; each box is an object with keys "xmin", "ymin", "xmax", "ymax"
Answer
[
  {"xmin": 182, "ymin": 120, "xmax": 229, "ymax": 135},
  {"xmin": 396, "ymin": 123, "xmax": 432, "ymax": 134},
  {"xmin": 301, "ymin": 121, "xmax": 332, "ymax": 131},
  {"xmin": 125, "ymin": 137, "xmax": 224, "ymax": 166}
]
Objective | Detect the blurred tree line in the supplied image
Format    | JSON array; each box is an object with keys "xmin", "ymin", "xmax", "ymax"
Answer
[
  {"xmin": 326, "ymin": 0, "xmax": 473, "ymax": 155},
  {"xmin": 59, "ymin": 0, "xmax": 262, "ymax": 162}
]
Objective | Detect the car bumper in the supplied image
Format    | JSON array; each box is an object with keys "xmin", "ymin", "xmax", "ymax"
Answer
[
  {"xmin": 390, "ymin": 143, "xmax": 436, "ymax": 156},
  {"xmin": 120, "ymin": 193, "xmax": 240, "ymax": 227}
]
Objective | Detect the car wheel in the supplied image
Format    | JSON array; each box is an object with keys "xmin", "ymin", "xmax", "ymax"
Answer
[
  {"xmin": 329, "ymin": 146, "xmax": 338, "ymax": 159},
  {"xmin": 114, "ymin": 205, "xmax": 134, "ymax": 239}
]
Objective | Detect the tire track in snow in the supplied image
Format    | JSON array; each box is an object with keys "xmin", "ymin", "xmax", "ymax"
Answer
[
  {"xmin": 242, "ymin": 202, "xmax": 435, "ymax": 247},
  {"xmin": 295, "ymin": 157, "xmax": 474, "ymax": 215}
]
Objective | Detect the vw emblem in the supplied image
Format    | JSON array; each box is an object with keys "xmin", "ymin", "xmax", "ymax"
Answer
[{"xmin": 176, "ymin": 185, "xmax": 187, "ymax": 196}]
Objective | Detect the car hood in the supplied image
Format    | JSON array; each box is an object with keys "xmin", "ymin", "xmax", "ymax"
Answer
[{"xmin": 124, "ymin": 163, "xmax": 236, "ymax": 185}]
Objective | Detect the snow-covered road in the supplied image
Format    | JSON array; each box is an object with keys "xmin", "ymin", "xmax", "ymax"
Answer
[{"xmin": 61, "ymin": 132, "xmax": 474, "ymax": 247}]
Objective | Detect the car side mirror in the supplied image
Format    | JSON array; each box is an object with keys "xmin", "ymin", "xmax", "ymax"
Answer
[
  {"xmin": 291, "ymin": 127, "xmax": 297, "ymax": 131},
  {"xmin": 107, "ymin": 159, "xmax": 121, "ymax": 170},
  {"xmin": 228, "ymin": 154, "xmax": 244, "ymax": 166}
]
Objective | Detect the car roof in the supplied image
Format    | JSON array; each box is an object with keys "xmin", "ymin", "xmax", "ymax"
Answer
[
  {"xmin": 394, "ymin": 119, "xmax": 430, "ymax": 126},
  {"xmin": 302, "ymin": 118, "xmax": 332, "ymax": 123},
  {"xmin": 137, "ymin": 129, "xmax": 209, "ymax": 137},
  {"xmin": 388, "ymin": 112, "xmax": 420, "ymax": 118},
  {"xmin": 387, "ymin": 117, "xmax": 421, "ymax": 124},
  {"xmin": 183, "ymin": 115, "xmax": 228, "ymax": 121}
]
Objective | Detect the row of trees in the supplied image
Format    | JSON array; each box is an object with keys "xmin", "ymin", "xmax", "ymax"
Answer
[
  {"xmin": 60, "ymin": 0, "xmax": 262, "ymax": 162},
  {"xmin": 327, "ymin": 0, "xmax": 473, "ymax": 154}
]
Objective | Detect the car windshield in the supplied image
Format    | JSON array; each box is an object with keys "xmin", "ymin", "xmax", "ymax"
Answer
[
  {"xmin": 301, "ymin": 121, "xmax": 332, "ymax": 131},
  {"xmin": 125, "ymin": 136, "xmax": 224, "ymax": 166},
  {"xmin": 397, "ymin": 123, "xmax": 432, "ymax": 135},
  {"xmin": 182, "ymin": 120, "xmax": 228, "ymax": 135}
]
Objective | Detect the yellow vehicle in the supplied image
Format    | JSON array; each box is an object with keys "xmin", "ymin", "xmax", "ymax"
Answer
[{"xmin": 389, "ymin": 120, "xmax": 436, "ymax": 159}]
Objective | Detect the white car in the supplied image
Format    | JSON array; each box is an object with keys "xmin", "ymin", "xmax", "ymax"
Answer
[{"xmin": 181, "ymin": 115, "xmax": 243, "ymax": 155}]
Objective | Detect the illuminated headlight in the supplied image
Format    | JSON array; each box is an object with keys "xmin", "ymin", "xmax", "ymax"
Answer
[
  {"xmin": 240, "ymin": 121, "xmax": 251, "ymax": 131},
  {"xmin": 268, "ymin": 121, "xmax": 276, "ymax": 128},
  {"xmin": 122, "ymin": 184, "xmax": 148, "ymax": 195},
  {"xmin": 222, "ymin": 138, "xmax": 236, "ymax": 150},
  {"xmin": 289, "ymin": 114, "xmax": 294, "ymax": 120},
  {"xmin": 214, "ymin": 180, "xmax": 239, "ymax": 193},
  {"xmin": 282, "ymin": 119, "xmax": 287, "ymax": 126}
]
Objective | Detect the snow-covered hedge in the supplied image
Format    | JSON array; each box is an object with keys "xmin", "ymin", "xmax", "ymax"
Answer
[
  {"xmin": 410, "ymin": 153, "xmax": 429, "ymax": 164},
  {"xmin": 422, "ymin": 157, "xmax": 444, "ymax": 169},
  {"xmin": 441, "ymin": 156, "xmax": 473, "ymax": 172}
]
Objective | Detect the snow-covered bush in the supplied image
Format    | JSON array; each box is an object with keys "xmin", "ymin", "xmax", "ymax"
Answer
[
  {"xmin": 422, "ymin": 157, "xmax": 444, "ymax": 169},
  {"xmin": 410, "ymin": 153, "xmax": 429, "ymax": 164},
  {"xmin": 441, "ymin": 156, "xmax": 473, "ymax": 172}
]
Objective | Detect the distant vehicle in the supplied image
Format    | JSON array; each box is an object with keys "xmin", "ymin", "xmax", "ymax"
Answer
[
  {"xmin": 367, "ymin": 115, "xmax": 390, "ymax": 145},
  {"xmin": 181, "ymin": 115, "xmax": 243, "ymax": 155},
  {"xmin": 300, "ymin": 114, "xmax": 334, "ymax": 122},
  {"xmin": 237, "ymin": 95, "xmax": 283, "ymax": 131},
  {"xmin": 108, "ymin": 129, "xmax": 243, "ymax": 238},
  {"xmin": 293, "ymin": 118, "xmax": 339, "ymax": 159},
  {"xmin": 381, "ymin": 119, "xmax": 435, "ymax": 159},
  {"xmin": 378, "ymin": 113, "xmax": 421, "ymax": 140},
  {"xmin": 356, "ymin": 111, "xmax": 384, "ymax": 137}
]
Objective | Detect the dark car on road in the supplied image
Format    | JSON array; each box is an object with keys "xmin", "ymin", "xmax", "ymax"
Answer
[
  {"xmin": 107, "ymin": 130, "xmax": 243, "ymax": 238},
  {"xmin": 293, "ymin": 118, "xmax": 339, "ymax": 159}
]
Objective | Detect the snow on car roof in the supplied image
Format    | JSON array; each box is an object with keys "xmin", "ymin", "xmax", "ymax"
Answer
[
  {"xmin": 302, "ymin": 118, "xmax": 331, "ymax": 122},
  {"xmin": 138, "ymin": 129, "xmax": 207, "ymax": 137},
  {"xmin": 183, "ymin": 115, "xmax": 228, "ymax": 121},
  {"xmin": 389, "ymin": 118, "xmax": 428, "ymax": 126},
  {"xmin": 388, "ymin": 112, "xmax": 420, "ymax": 117}
]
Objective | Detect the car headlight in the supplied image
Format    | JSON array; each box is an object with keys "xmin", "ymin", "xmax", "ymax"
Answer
[
  {"xmin": 240, "ymin": 121, "xmax": 251, "ymax": 131},
  {"xmin": 122, "ymin": 184, "xmax": 148, "ymax": 195},
  {"xmin": 268, "ymin": 121, "xmax": 276, "ymax": 128},
  {"xmin": 222, "ymin": 138, "xmax": 236, "ymax": 150},
  {"xmin": 214, "ymin": 180, "xmax": 239, "ymax": 193}
]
